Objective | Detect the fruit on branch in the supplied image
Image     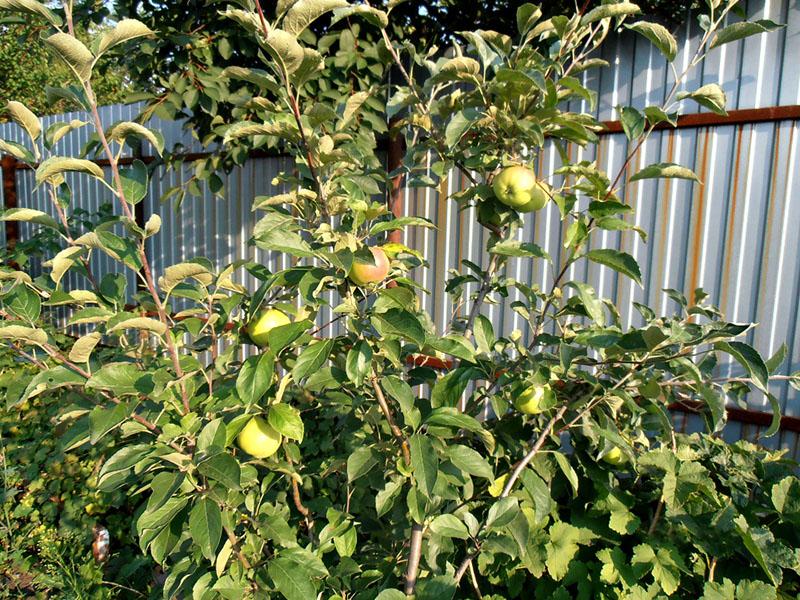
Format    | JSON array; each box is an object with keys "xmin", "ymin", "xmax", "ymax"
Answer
[
  {"xmin": 602, "ymin": 446, "xmax": 626, "ymax": 466},
  {"xmin": 349, "ymin": 246, "xmax": 390, "ymax": 286},
  {"xmin": 237, "ymin": 416, "xmax": 282, "ymax": 459},
  {"xmin": 247, "ymin": 308, "xmax": 291, "ymax": 347},
  {"xmin": 492, "ymin": 165, "xmax": 551, "ymax": 212},
  {"xmin": 514, "ymin": 383, "xmax": 555, "ymax": 415}
]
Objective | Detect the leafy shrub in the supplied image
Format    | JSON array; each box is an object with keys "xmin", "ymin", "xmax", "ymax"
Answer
[{"xmin": 1, "ymin": 1, "xmax": 798, "ymax": 599}]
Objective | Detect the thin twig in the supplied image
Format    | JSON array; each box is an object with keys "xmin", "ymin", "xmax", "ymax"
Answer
[{"xmin": 370, "ymin": 376, "xmax": 411, "ymax": 465}]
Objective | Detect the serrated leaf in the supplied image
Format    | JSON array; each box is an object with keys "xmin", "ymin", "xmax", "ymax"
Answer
[
  {"xmin": 189, "ymin": 498, "xmax": 222, "ymax": 561},
  {"xmin": 292, "ymin": 339, "xmax": 333, "ymax": 381},
  {"xmin": 0, "ymin": 0, "xmax": 62, "ymax": 26},
  {"xmin": 236, "ymin": 352, "xmax": 274, "ymax": 405},
  {"xmin": 45, "ymin": 33, "xmax": 94, "ymax": 81},
  {"xmin": 347, "ymin": 446, "xmax": 379, "ymax": 482},
  {"xmin": 86, "ymin": 362, "xmax": 154, "ymax": 396},
  {"xmin": 197, "ymin": 453, "xmax": 241, "ymax": 490},
  {"xmin": 710, "ymin": 19, "xmax": 784, "ymax": 50},
  {"xmin": 5, "ymin": 101, "xmax": 40, "ymax": 142},
  {"xmin": 68, "ymin": 332, "xmax": 102, "ymax": 362},
  {"xmin": 429, "ymin": 514, "xmax": 469, "ymax": 539},
  {"xmin": 89, "ymin": 403, "xmax": 128, "ymax": 443},
  {"xmin": 282, "ymin": 0, "xmax": 347, "ymax": 35},
  {"xmin": 107, "ymin": 317, "xmax": 167, "ymax": 336},
  {"xmin": 677, "ymin": 83, "xmax": 727, "ymax": 116},
  {"xmin": 627, "ymin": 21, "xmax": 677, "ymax": 61},
  {"xmin": 715, "ymin": 340, "xmax": 769, "ymax": 393},
  {"xmin": 586, "ymin": 249, "xmax": 642, "ymax": 285},
  {"xmin": 446, "ymin": 444, "xmax": 493, "ymax": 479},
  {"xmin": 260, "ymin": 28, "xmax": 305, "ymax": 75},
  {"xmin": 268, "ymin": 557, "xmax": 316, "ymax": 600},
  {"xmin": 36, "ymin": 156, "xmax": 105, "ymax": 187},
  {"xmin": 629, "ymin": 162, "xmax": 699, "ymax": 182},
  {"xmin": 409, "ymin": 434, "xmax": 438, "ymax": 498},
  {"xmin": 95, "ymin": 19, "xmax": 154, "ymax": 56},
  {"xmin": 1, "ymin": 208, "xmax": 59, "ymax": 230},
  {"xmin": 268, "ymin": 403, "xmax": 304, "ymax": 442}
]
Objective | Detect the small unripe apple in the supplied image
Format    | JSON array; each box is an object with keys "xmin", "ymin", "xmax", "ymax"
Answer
[
  {"xmin": 492, "ymin": 165, "xmax": 551, "ymax": 212},
  {"xmin": 514, "ymin": 384, "xmax": 554, "ymax": 415},
  {"xmin": 237, "ymin": 416, "xmax": 282, "ymax": 459},
  {"xmin": 602, "ymin": 446, "xmax": 626, "ymax": 466},
  {"xmin": 247, "ymin": 308, "xmax": 290, "ymax": 347},
  {"xmin": 349, "ymin": 246, "xmax": 390, "ymax": 286}
]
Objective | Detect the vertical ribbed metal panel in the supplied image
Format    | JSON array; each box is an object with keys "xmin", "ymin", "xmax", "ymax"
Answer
[{"xmin": 1, "ymin": 1, "xmax": 799, "ymax": 451}]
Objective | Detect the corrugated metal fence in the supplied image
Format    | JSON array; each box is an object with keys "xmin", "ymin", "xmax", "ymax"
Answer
[{"xmin": 2, "ymin": 0, "xmax": 800, "ymax": 454}]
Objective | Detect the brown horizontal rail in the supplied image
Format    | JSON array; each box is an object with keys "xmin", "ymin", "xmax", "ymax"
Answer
[
  {"xmin": 601, "ymin": 104, "xmax": 800, "ymax": 134},
  {"xmin": 669, "ymin": 399, "xmax": 800, "ymax": 434}
]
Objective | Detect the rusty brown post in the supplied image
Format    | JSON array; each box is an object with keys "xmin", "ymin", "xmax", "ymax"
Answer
[
  {"xmin": 1, "ymin": 154, "xmax": 19, "ymax": 253},
  {"xmin": 386, "ymin": 119, "xmax": 406, "ymax": 244}
]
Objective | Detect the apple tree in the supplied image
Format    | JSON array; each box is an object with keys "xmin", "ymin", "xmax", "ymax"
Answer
[{"xmin": 1, "ymin": 0, "xmax": 800, "ymax": 598}]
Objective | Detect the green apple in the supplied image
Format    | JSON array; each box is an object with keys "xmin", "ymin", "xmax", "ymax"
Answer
[
  {"xmin": 602, "ymin": 446, "xmax": 626, "ymax": 466},
  {"xmin": 349, "ymin": 246, "xmax": 390, "ymax": 286},
  {"xmin": 247, "ymin": 308, "xmax": 291, "ymax": 347},
  {"xmin": 237, "ymin": 416, "xmax": 282, "ymax": 459},
  {"xmin": 492, "ymin": 165, "xmax": 551, "ymax": 212},
  {"xmin": 514, "ymin": 383, "xmax": 553, "ymax": 414}
]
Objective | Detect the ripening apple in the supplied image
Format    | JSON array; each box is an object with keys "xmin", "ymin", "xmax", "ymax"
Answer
[
  {"xmin": 602, "ymin": 446, "xmax": 626, "ymax": 466},
  {"xmin": 247, "ymin": 308, "xmax": 291, "ymax": 347},
  {"xmin": 349, "ymin": 246, "xmax": 390, "ymax": 286},
  {"xmin": 492, "ymin": 165, "xmax": 551, "ymax": 212},
  {"xmin": 237, "ymin": 416, "xmax": 282, "ymax": 459},
  {"xmin": 514, "ymin": 383, "xmax": 554, "ymax": 415}
]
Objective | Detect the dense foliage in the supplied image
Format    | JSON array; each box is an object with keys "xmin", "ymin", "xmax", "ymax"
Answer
[{"xmin": 1, "ymin": 0, "xmax": 799, "ymax": 599}]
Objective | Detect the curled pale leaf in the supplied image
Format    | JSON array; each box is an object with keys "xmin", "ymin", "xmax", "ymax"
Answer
[
  {"xmin": 107, "ymin": 121, "xmax": 164, "ymax": 155},
  {"xmin": 94, "ymin": 19, "xmax": 154, "ymax": 56},
  {"xmin": 159, "ymin": 261, "xmax": 214, "ymax": 292},
  {"xmin": 5, "ymin": 101, "xmax": 41, "ymax": 142},
  {"xmin": 47, "ymin": 246, "xmax": 85, "ymax": 285},
  {"xmin": 0, "ymin": 208, "xmax": 60, "ymax": 230},
  {"xmin": 0, "ymin": 324, "xmax": 48, "ymax": 346},
  {"xmin": 69, "ymin": 332, "xmax": 102, "ymax": 363},
  {"xmin": 283, "ymin": 0, "xmax": 348, "ymax": 35},
  {"xmin": 45, "ymin": 33, "xmax": 94, "ymax": 81},
  {"xmin": 45, "ymin": 119, "xmax": 89, "ymax": 149},
  {"xmin": 36, "ymin": 156, "xmax": 106, "ymax": 188},
  {"xmin": 259, "ymin": 28, "xmax": 305, "ymax": 75},
  {"xmin": 144, "ymin": 214, "xmax": 161, "ymax": 237},
  {"xmin": 0, "ymin": 0, "xmax": 62, "ymax": 26},
  {"xmin": 107, "ymin": 317, "xmax": 167, "ymax": 336},
  {"xmin": 0, "ymin": 139, "xmax": 33, "ymax": 162}
]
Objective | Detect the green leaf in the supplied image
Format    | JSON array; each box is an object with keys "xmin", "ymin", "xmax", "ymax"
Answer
[
  {"xmin": 292, "ymin": 339, "xmax": 333, "ymax": 382},
  {"xmin": 677, "ymin": 83, "xmax": 727, "ymax": 116},
  {"xmin": 94, "ymin": 19, "xmax": 154, "ymax": 56},
  {"xmin": 586, "ymin": 249, "xmax": 642, "ymax": 285},
  {"xmin": 347, "ymin": 446, "xmax": 380, "ymax": 482},
  {"xmin": 715, "ymin": 341, "xmax": 769, "ymax": 393},
  {"xmin": 0, "ymin": 324, "xmax": 47, "ymax": 346},
  {"xmin": 369, "ymin": 216, "xmax": 435, "ymax": 236},
  {"xmin": 19, "ymin": 365, "xmax": 84, "ymax": 404},
  {"xmin": 1, "ymin": 208, "xmax": 60, "ymax": 230},
  {"xmin": 765, "ymin": 343, "xmax": 787, "ymax": 374},
  {"xmin": 268, "ymin": 557, "xmax": 316, "ymax": 600},
  {"xmin": 236, "ymin": 352, "xmax": 275, "ymax": 405},
  {"xmin": 489, "ymin": 240, "xmax": 551, "ymax": 261},
  {"xmin": 409, "ymin": 434, "xmax": 438, "ymax": 498},
  {"xmin": 581, "ymin": 2, "xmax": 640, "ymax": 25},
  {"xmin": 119, "ymin": 160, "xmax": 149, "ymax": 205},
  {"xmin": 381, "ymin": 375, "xmax": 420, "ymax": 430},
  {"xmin": 0, "ymin": 138, "xmax": 34, "ymax": 162},
  {"xmin": 45, "ymin": 33, "xmax": 94, "ymax": 81},
  {"xmin": 446, "ymin": 444, "xmax": 493, "ymax": 479},
  {"xmin": 710, "ymin": 19, "xmax": 784, "ymax": 50},
  {"xmin": 486, "ymin": 496, "xmax": 519, "ymax": 530},
  {"xmin": 345, "ymin": 340, "xmax": 372, "ymax": 386},
  {"xmin": 564, "ymin": 281, "xmax": 605, "ymax": 326},
  {"xmin": 260, "ymin": 28, "xmax": 305, "ymax": 75},
  {"xmin": 189, "ymin": 498, "xmax": 222, "ymax": 561},
  {"xmin": 107, "ymin": 316, "xmax": 167, "ymax": 336},
  {"xmin": 0, "ymin": 0, "xmax": 62, "ymax": 26},
  {"xmin": 282, "ymin": 0, "xmax": 348, "ymax": 35},
  {"xmin": 545, "ymin": 522, "xmax": 585, "ymax": 580},
  {"xmin": 5, "ymin": 101, "xmax": 40, "ymax": 142},
  {"xmin": 554, "ymin": 452, "xmax": 579, "ymax": 496},
  {"xmin": 629, "ymin": 162, "xmax": 699, "ymax": 182},
  {"xmin": 444, "ymin": 108, "xmax": 480, "ymax": 147},
  {"xmin": 425, "ymin": 335, "xmax": 475, "ymax": 363},
  {"xmin": 429, "ymin": 514, "xmax": 469, "ymax": 539},
  {"xmin": 89, "ymin": 403, "xmax": 128, "ymax": 443},
  {"xmin": 68, "ymin": 332, "xmax": 102, "ymax": 363},
  {"xmin": 35, "ymin": 156, "xmax": 105, "ymax": 187},
  {"xmin": 86, "ymin": 363, "xmax": 154, "ymax": 396},
  {"xmin": 2, "ymin": 284, "xmax": 41, "ymax": 322},
  {"xmin": 108, "ymin": 123, "xmax": 164, "ymax": 156},
  {"xmin": 627, "ymin": 21, "xmax": 677, "ymax": 61},
  {"xmin": 197, "ymin": 453, "xmax": 241, "ymax": 490},
  {"xmin": 197, "ymin": 418, "xmax": 227, "ymax": 452},
  {"xmin": 268, "ymin": 404, "xmax": 304, "ymax": 442},
  {"xmin": 631, "ymin": 543, "xmax": 683, "ymax": 595},
  {"xmin": 371, "ymin": 309, "xmax": 426, "ymax": 346}
]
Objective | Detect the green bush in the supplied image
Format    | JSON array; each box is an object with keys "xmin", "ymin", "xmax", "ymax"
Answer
[{"xmin": 1, "ymin": 1, "xmax": 799, "ymax": 599}]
